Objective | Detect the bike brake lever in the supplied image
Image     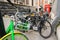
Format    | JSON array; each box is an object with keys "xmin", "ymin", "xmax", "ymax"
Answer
[{"xmin": 7, "ymin": 0, "xmax": 14, "ymax": 6}]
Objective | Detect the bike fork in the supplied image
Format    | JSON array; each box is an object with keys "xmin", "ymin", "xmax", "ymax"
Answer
[{"xmin": 11, "ymin": 31, "xmax": 15, "ymax": 40}]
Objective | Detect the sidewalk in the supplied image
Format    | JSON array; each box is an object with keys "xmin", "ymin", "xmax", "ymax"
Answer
[
  {"xmin": 57, "ymin": 25, "xmax": 60, "ymax": 40},
  {"xmin": 3, "ymin": 17, "xmax": 57, "ymax": 40}
]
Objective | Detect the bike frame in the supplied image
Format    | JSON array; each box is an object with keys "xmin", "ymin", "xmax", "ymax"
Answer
[{"xmin": 5, "ymin": 20, "xmax": 14, "ymax": 40}]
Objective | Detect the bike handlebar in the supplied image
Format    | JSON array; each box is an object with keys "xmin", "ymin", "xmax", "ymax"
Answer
[{"xmin": 7, "ymin": 0, "xmax": 17, "ymax": 8}]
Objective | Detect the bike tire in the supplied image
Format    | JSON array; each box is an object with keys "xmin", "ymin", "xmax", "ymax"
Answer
[
  {"xmin": 0, "ymin": 31, "xmax": 28, "ymax": 40},
  {"xmin": 38, "ymin": 20, "xmax": 53, "ymax": 39}
]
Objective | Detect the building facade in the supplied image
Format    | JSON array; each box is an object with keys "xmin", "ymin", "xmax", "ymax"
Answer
[{"xmin": 0, "ymin": 0, "xmax": 53, "ymax": 12}]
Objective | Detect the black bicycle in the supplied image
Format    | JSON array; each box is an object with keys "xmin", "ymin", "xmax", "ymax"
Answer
[{"xmin": 25, "ymin": 12, "xmax": 53, "ymax": 39}]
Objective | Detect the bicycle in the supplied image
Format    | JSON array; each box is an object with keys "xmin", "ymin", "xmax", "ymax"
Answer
[
  {"xmin": 25, "ymin": 11, "xmax": 53, "ymax": 39},
  {"xmin": 0, "ymin": 18, "xmax": 28, "ymax": 40},
  {"xmin": 13, "ymin": 10, "xmax": 53, "ymax": 39},
  {"xmin": 0, "ymin": 0, "xmax": 29, "ymax": 40}
]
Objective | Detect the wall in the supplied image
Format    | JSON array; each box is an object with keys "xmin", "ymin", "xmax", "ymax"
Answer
[{"xmin": 0, "ymin": 0, "xmax": 4, "ymax": 2}]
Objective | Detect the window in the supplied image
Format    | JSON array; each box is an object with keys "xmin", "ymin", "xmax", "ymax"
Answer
[{"xmin": 26, "ymin": 0, "xmax": 29, "ymax": 5}]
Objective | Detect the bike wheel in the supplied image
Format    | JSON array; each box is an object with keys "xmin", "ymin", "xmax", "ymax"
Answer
[
  {"xmin": 38, "ymin": 20, "xmax": 53, "ymax": 39},
  {"xmin": 1, "ymin": 31, "xmax": 28, "ymax": 40}
]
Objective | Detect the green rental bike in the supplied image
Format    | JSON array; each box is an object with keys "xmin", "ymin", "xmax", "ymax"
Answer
[
  {"xmin": 0, "ymin": 20, "xmax": 28, "ymax": 40},
  {"xmin": 0, "ymin": 0, "xmax": 29, "ymax": 40}
]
